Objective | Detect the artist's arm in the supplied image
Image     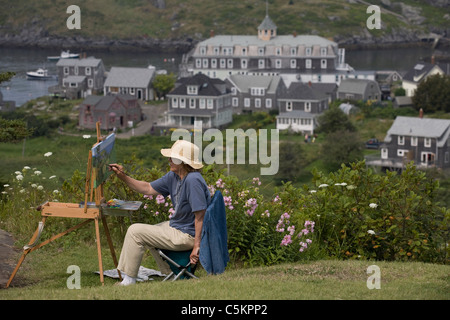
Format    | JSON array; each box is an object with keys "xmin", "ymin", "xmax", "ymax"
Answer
[
  {"xmin": 109, "ymin": 164, "xmax": 159, "ymax": 196},
  {"xmin": 190, "ymin": 209, "xmax": 205, "ymax": 265}
]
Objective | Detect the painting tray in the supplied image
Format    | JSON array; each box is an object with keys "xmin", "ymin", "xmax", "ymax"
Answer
[{"xmin": 101, "ymin": 200, "xmax": 142, "ymax": 217}]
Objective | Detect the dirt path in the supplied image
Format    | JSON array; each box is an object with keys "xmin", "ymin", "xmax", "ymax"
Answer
[{"xmin": 0, "ymin": 229, "xmax": 19, "ymax": 289}]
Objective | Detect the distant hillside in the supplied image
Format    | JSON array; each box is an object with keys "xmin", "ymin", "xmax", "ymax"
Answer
[{"xmin": 0, "ymin": 0, "xmax": 449, "ymax": 52}]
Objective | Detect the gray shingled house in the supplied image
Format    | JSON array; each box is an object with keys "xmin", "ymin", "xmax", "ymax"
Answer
[
  {"xmin": 79, "ymin": 94, "xmax": 142, "ymax": 131},
  {"xmin": 165, "ymin": 73, "xmax": 232, "ymax": 129},
  {"xmin": 402, "ymin": 61, "xmax": 444, "ymax": 97},
  {"xmin": 366, "ymin": 114, "xmax": 450, "ymax": 170},
  {"xmin": 225, "ymin": 74, "xmax": 286, "ymax": 114},
  {"xmin": 104, "ymin": 66, "xmax": 155, "ymax": 101},
  {"xmin": 337, "ymin": 79, "xmax": 381, "ymax": 102},
  {"xmin": 49, "ymin": 57, "xmax": 105, "ymax": 99}
]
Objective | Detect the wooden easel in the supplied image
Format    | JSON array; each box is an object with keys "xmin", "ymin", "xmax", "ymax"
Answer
[{"xmin": 6, "ymin": 122, "xmax": 121, "ymax": 288}]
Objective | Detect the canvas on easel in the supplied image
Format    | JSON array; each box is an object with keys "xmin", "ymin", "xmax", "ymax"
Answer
[{"xmin": 6, "ymin": 122, "xmax": 121, "ymax": 288}]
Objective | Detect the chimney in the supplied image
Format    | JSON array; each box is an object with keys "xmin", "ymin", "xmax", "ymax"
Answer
[
  {"xmin": 419, "ymin": 108, "xmax": 423, "ymax": 119},
  {"xmin": 308, "ymin": 81, "xmax": 312, "ymax": 87},
  {"xmin": 210, "ymin": 30, "xmax": 215, "ymax": 38},
  {"xmin": 431, "ymin": 55, "xmax": 435, "ymax": 65}
]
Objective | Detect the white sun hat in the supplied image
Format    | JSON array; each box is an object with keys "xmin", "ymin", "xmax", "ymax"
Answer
[{"xmin": 160, "ymin": 140, "xmax": 203, "ymax": 169}]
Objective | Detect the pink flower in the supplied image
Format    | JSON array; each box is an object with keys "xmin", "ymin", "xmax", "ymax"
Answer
[
  {"xmin": 281, "ymin": 234, "xmax": 292, "ymax": 246},
  {"xmin": 156, "ymin": 194, "xmax": 165, "ymax": 204}
]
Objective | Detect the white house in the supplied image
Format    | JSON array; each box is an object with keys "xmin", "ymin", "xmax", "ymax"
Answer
[{"xmin": 402, "ymin": 62, "xmax": 444, "ymax": 97}]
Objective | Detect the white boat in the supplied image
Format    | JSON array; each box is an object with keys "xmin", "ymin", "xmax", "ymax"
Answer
[
  {"xmin": 47, "ymin": 50, "xmax": 80, "ymax": 61},
  {"xmin": 26, "ymin": 68, "xmax": 53, "ymax": 80}
]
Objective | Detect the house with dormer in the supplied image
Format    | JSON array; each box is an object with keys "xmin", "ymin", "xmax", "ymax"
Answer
[
  {"xmin": 164, "ymin": 73, "xmax": 232, "ymax": 129},
  {"xmin": 185, "ymin": 12, "xmax": 353, "ymax": 85},
  {"xmin": 366, "ymin": 111, "xmax": 450, "ymax": 171},
  {"xmin": 402, "ymin": 62, "xmax": 444, "ymax": 97},
  {"xmin": 225, "ymin": 74, "xmax": 287, "ymax": 114},
  {"xmin": 49, "ymin": 57, "xmax": 106, "ymax": 99}
]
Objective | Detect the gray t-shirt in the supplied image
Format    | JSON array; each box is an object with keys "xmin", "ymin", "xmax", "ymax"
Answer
[{"xmin": 150, "ymin": 171, "xmax": 211, "ymax": 236}]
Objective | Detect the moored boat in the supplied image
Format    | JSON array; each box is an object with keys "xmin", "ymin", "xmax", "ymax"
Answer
[
  {"xmin": 26, "ymin": 68, "xmax": 54, "ymax": 80},
  {"xmin": 47, "ymin": 50, "xmax": 80, "ymax": 61}
]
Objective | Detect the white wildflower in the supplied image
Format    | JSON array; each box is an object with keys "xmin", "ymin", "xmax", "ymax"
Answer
[
  {"xmin": 53, "ymin": 190, "xmax": 59, "ymax": 194},
  {"xmin": 23, "ymin": 166, "xmax": 31, "ymax": 170},
  {"xmin": 346, "ymin": 185, "xmax": 357, "ymax": 190},
  {"xmin": 34, "ymin": 171, "xmax": 42, "ymax": 176},
  {"xmin": 15, "ymin": 171, "xmax": 22, "ymax": 175},
  {"xmin": 44, "ymin": 152, "xmax": 53, "ymax": 157},
  {"xmin": 83, "ymin": 135, "xmax": 91, "ymax": 139},
  {"xmin": 19, "ymin": 189, "xmax": 26, "ymax": 194},
  {"xmin": 37, "ymin": 186, "xmax": 44, "ymax": 191},
  {"xmin": 49, "ymin": 175, "xmax": 57, "ymax": 179},
  {"xmin": 318, "ymin": 184, "xmax": 328, "ymax": 188},
  {"xmin": 369, "ymin": 203, "xmax": 378, "ymax": 209},
  {"xmin": 367, "ymin": 230, "xmax": 376, "ymax": 235},
  {"xmin": 16, "ymin": 175, "xmax": 23, "ymax": 181},
  {"xmin": 3, "ymin": 184, "xmax": 9, "ymax": 188},
  {"xmin": 31, "ymin": 184, "xmax": 37, "ymax": 188},
  {"xmin": 309, "ymin": 190, "xmax": 317, "ymax": 193}
]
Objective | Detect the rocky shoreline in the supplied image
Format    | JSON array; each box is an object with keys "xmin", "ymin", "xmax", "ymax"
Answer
[{"xmin": 0, "ymin": 25, "xmax": 449, "ymax": 54}]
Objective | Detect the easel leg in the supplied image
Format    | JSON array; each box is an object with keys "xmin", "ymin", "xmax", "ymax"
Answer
[
  {"xmin": 101, "ymin": 215, "xmax": 122, "ymax": 281},
  {"xmin": 94, "ymin": 217, "xmax": 104, "ymax": 285},
  {"xmin": 5, "ymin": 217, "xmax": 46, "ymax": 288}
]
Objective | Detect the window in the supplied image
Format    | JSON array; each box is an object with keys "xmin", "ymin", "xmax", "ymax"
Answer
[
  {"xmin": 187, "ymin": 86, "xmax": 198, "ymax": 95},
  {"xmin": 291, "ymin": 48, "xmax": 297, "ymax": 56},
  {"xmin": 200, "ymin": 47, "xmax": 206, "ymax": 55},
  {"xmin": 64, "ymin": 67, "xmax": 69, "ymax": 75},
  {"xmin": 258, "ymin": 47, "xmax": 265, "ymax": 56},
  {"xmin": 286, "ymin": 101, "xmax": 293, "ymax": 111},
  {"xmin": 321, "ymin": 47, "xmax": 327, "ymax": 56},
  {"xmin": 275, "ymin": 59, "xmax": 282, "ymax": 69},
  {"xmin": 241, "ymin": 59, "xmax": 248, "ymax": 69},
  {"xmin": 424, "ymin": 138, "xmax": 431, "ymax": 148},
  {"xmin": 232, "ymin": 97, "xmax": 239, "ymax": 107},
  {"xmin": 203, "ymin": 59, "xmax": 208, "ymax": 68},
  {"xmin": 190, "ymin": 99, "xmax": 196, "ymax": 108},
  {"xmin": 255, "ymin": 99, "xmax": 261, "ymax": 108},
  {"xmin": 214, "ymin": 47, "xmax": 220, "ymax": 55},
  {"xmin": 265, "ymin": 98, "xmax": 272, "ymax": 108},
  {"xmin": 276, "ymin": 48, "xmax": 282, "ymax": 56},
  {"xmin": 180, "ymin": 98, "xmax": 185, "ymax": 108},
  {"xmin": 306, "ymin": 47, "xmax": 312, "ymax": 56},
  {"xmin": 244, "ymin": 98, "xmax": 250, "ymax": 108},
  {"xmin": 321, "ymin": 59, "xmax": 327, "ymax": 69},
  {"xmin": 258, "ymin": 59, "xmax": 265, "ymax": 69},
  {"xmin": 242, "ymin": 48, "xmax": 247, "ymax": 56},
  {"xmin": 200, "ymin": 99, "xmax": 206, "ymax": 109},
  {"xmin": 196, "ymin": 59, "xmax": 202, "ymax": 68},
  {"xmin": 227, "ymin": 59, "xmax": 233, "ymax": 69},
  {"xmin": 306, "ymin": 59, "xmax": 312, "ymax": 69},
  {"xmin": 211, "ymin": 59, "xmax": 217, "ymax": 68},
  {"xmin": 305, "ymin": 102, "xmax": 311, "ymax": 112},
  {"xmin": 207, "ymin": 99, "xmax": 214, "ymax": 109},
  {"xmin": 231, "ymin": 87, "xmax": 237, "ymax": 95},
  {"xmin": 411, "ymin": 137, "xmax": 418, "ymax": 146},
  {"xmin": 86, "ymin": 67, "xmax": 91, "ymax": 75},
  {"xmin": 290, "ymin": 59, "xmax": 296, "ymax": 69},
  {"xmin": 398, "ymin": 136, "xmax": 405, "ymax": 145},
  {"xmin": 381, "ymin": 148, "xmax": 388, "ymax": 159},
  {"xmin": 220, "ymin": 59, "xmax": 226, "ymax": 68},
  {"xmin": 88, "ymin": 79, "xmax": 94, "ymax": 88},
  {"xmin": 397, "ymin": 149, "xmax": 409, "ymax": 157}
]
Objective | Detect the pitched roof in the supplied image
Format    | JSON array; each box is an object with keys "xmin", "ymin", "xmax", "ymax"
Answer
[
  {"xmin": 279, "ymin": 82, "xmax": 328, "ymax": 101},
  {"xmin": 170, "ymin": 73, "xmax": 228, "ymax": 96},
  {"xmin": 227, "ymin": 74, "xmax": 283, "ymax": 94},
  {"xmin": 104, "ymin": 67, "xmax": 155, "ymax": 88},
  {"xmin": 82, "ymin": 94, "xmax": 137, "ymax": 111},
  {"xmin": 258, "ymin": 15, "xmax": 277, "ymax": 30},
  {"xmin": 403, "ymin": 62, "xmax": 443, "ymax": 83},
  {"xmin": 337, "ymin": 79, "xmax": 380, "ymax": 94},
  {"xmin": 56, "ymin": 57, "xmax": 103, "ymax": 67},
  {"xmin": 384, "ymin": 116, "xmax": 450, "ymax": 146}
]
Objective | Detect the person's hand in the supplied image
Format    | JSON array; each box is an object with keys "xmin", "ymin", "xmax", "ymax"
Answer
[
  {"xmin": 108, "ymin": 164, "xmax": 125, "ymax": 176},
  {"xmin": 190, "ymin": 246, "xmax": 200, "ymax": 265}
]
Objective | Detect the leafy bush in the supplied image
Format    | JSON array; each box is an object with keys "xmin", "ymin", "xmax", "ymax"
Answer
[{"xmin": 1, "ymin": 158, "xmax": 448, "ymax": 266}]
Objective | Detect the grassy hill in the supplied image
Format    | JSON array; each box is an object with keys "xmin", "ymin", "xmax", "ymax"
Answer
[{"xmin": 1, "ymin": 0, "xmax": 449, "ymax": 49}]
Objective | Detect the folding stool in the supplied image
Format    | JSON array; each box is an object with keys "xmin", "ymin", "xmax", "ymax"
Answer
[{"xmin": 158, "ymin": 249, "xmax": 198, "ymax": 281}]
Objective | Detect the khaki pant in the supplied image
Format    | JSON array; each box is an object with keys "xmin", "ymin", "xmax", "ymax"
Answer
[{"xmin": 117, "ymin": 221, "xmax": 195, "ymax": 278}]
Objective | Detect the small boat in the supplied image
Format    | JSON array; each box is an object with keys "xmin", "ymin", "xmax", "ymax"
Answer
[
  {"xmin": 26, "ymin": 68, "xmax": 54, "ymax": 80},
  {"xmin": 47, "ymin": 50, "xmax": 80, "ymax": 61}
]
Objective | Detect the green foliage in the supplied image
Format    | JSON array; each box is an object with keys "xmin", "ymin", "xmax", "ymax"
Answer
[
  {"xmin": 412, "ymin": 74, "xmax": 450, "ymax": 113},
  {"xmin": 1, "ymin": 157, "xmax": 448, "ymax": 266},
  {"xmin": 152, "ymin": 73, "xmax": 176, "ymax": 99},
  {"xmin": 0, "ymin": 118, "xmax": 34, "ymax": 143},
  {"xmin": 316, "ymin": 106, "xmax": 356, "ymax": 134}
]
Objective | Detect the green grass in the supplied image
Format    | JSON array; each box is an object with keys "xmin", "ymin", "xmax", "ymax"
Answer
[{"xmin": 1, "ymin": 242, "xmax": 448, "ymax": 300}]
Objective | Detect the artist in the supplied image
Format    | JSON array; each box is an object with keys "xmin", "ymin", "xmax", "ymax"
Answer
[{"xmin": 109, "ymin": 140, "xmax": 211, "ymax": 286}]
